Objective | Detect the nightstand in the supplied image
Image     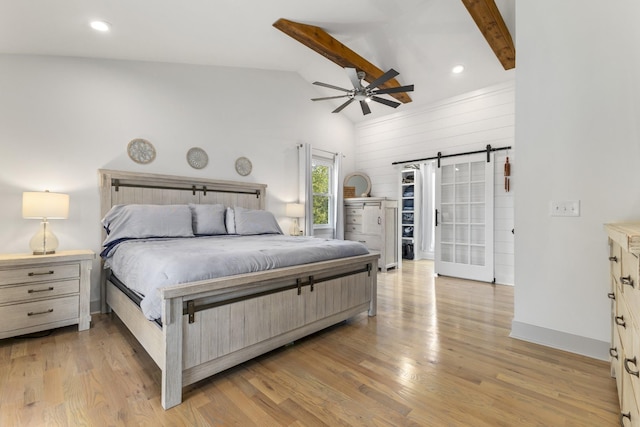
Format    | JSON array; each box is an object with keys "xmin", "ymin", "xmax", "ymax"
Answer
[{"xmin": 0, "ymin": 250, "xmax": 94, "ymax": 339}]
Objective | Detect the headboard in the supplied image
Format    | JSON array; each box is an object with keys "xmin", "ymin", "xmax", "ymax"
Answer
[{"xmin": 98, "ymin": 169, "xmax": 267, "ymax": 220}]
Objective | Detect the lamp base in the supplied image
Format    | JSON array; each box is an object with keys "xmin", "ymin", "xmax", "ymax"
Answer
[
  {"xmin": 29, "ymin": 220, "xmax": 59, "ymax": 256},
  {"xmin": 289, "ymin": 219, "xmax": 300, "ymax": 236},
  {"xmin": 32, "ymin": 249, "xmax": 56, "ymax": 255}
]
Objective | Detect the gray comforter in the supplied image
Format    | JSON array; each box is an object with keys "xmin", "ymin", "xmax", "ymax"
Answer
[{"xmin": 104, "ymin": 235, "xmax": 369, "ymax": 320}]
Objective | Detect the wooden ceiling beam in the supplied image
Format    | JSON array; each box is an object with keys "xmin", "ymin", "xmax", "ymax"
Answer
[
  {"xmin": 460, "ymin": 0, "xmax": 515, "ymax": 70},
  {"xmin": 273, "ymin": 18, "xmax": 412, "ymax": 104}
]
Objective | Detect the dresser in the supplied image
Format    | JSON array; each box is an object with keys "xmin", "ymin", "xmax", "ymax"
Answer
[
  {"xmin": 606, "ymin": 223, "xmax": 640, "ymax": 425},
  {"xmin": 344, "ymin": 197, "xmax": 398, "ymax": 271},
  {"xmin": 0, "ymin": 250, "xmax": 94, "ymax": 339}
]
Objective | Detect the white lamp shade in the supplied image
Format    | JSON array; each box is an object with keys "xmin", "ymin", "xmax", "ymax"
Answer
[
  {"xmin": 285, "ymin": 203, "xmax": 305, "ymax": 218},
  {"xmin": 22, "ymin": 191, "xmax": 69, "ymax": 219}
]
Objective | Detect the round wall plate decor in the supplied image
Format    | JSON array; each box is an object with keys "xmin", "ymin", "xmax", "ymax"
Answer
[
  {"xmin": 235, "ymin": 156, "xmax": 252, "ymax": 176},
  {"xmin": 127, "ymin": 138, "xmax": 156, "ymax": 164},
  {"xmin": 187, "ymin": 147, "xmax": 209, "ymax": 169}
]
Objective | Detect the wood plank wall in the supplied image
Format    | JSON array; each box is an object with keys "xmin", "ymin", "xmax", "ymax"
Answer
[{"xmin": 354, "ymin": 81, "xmax": 515, "ymax": 284}]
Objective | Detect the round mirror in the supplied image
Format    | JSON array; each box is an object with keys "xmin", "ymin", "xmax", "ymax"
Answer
[{"xmin": 344, "ymin": 172, "xmax": 371, "ymax": 197}]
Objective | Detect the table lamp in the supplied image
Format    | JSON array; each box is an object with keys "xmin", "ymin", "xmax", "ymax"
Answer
[
  {"xmin": 22, "ymin": 191, "xmax": 69, "ymax": 255},
  {"xmin": 285, "ymin": 203, "xmax": 304, "ymax": 236}
]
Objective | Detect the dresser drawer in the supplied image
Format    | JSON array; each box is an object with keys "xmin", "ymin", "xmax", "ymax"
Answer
[
  {"xmin": 0, "ymin": 279, "xmax": 80, "ymax": 305},
  {"xmin": 0, "ymin": 295, "xmax": 79, "ymax": 333},
  {"xmin": 616, "ymin": 295, "xmax": 635, "ymax": 358},
  {"xmin": 345, "ymin": 224, "xmax": 363, "ymax": 233},
  {"xmin": 0, "ymin": 263, "xmax": 79, "ymax": 285},
  {"xmin": 345, "ymin": 207, "xmax": 364, "ymax": 216},
  {"xmin": 346, "ymin": 214, "xmax": 363, "ymax": 225},
  {"xmin": 612, "ymin": 326, "xmax": 623, "ymax": 407},
  {"xmin": 621, "ymin": 251, "xmax": 640, "ymax": 316},
  {"xmin": 345, "ymin": 233, "xmax": 382, "ymax": 250},
  {"xmin": 610, "ymin": 242, "xmax": 622, "ymax": 285}
]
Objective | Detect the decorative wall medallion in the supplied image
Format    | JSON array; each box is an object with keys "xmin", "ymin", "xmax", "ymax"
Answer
[
  {"xmin": 235, "ymin": 157, "xmax": 252, "ymax": 176},
  {"xmin": 187, "ymin": 147, "xmax": 209, "ymax": 169},
  {"xmin": 127, "ymin": 138, "xmax": 156, "ymax": 164}
]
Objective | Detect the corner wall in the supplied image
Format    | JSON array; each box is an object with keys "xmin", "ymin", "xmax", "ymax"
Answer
[{"xmin": 513, "ymin": 0, "xmax": 640, "ymax": 359}]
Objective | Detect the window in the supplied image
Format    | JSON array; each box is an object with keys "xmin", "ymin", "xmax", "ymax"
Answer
[{"xmin": 312, "ymin": 157, "xmax": 334, "ymax": 229}]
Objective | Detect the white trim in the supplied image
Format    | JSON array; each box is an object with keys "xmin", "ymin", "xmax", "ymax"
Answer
[{"xmin": 510, "ymin": 321, "xmax": 609, "ymax": 361}]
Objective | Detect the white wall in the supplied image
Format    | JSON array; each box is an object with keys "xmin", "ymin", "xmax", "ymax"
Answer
[
  {"xmin": 513, "ymin": 1, "xmax": 640, "ymax": 359},
  {"xmin": 0, "ymin": 55, "xmax": 356, "ymax": 311},
  {"xmin": 354, "ymin": 81, "xmax": 515, "ymax": 284}
]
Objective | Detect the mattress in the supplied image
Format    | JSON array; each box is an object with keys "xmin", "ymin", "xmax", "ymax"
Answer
[{"xmin": 104, "ymin": 234, "xmax": 369, "ymax": 320}]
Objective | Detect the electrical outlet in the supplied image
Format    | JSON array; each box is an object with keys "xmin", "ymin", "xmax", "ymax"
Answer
[{"xmin": 550, "ymin": 200, "xmax": 580, "ymax": 217}]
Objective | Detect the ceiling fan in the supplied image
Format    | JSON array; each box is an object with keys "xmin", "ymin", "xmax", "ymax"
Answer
[{"xmin": 311, "ymin": 67, "xmax": 415, "ymax": 115}]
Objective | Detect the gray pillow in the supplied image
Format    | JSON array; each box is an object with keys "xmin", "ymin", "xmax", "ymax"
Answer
[
  {"xmin": 234, "ymin": 206, "xmax": 283, "ymax": 235},
  {"xmin": 102, "ymin": 204, "xmax": 194, "ymax": 245},
  {"xmin": 189, "ymin": 203, "xmax": 226, "ymax": 235}
]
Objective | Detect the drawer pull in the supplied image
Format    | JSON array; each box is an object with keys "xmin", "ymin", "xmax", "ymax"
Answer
[
  {"xmin": 28, "ymin": 270, "xmax": 54, "ymax": 277},
  {"xmin": 28, "ymin": 287, "xmax": 54, "ymax": 294},
  {"xmin": 624, "ymin": 357, "xmax": 640, "ymax": 377},
  {"xmin": 609, "ymin": 256, "xmax": 618, "ymax": 262},
  {"xmin": 27, "ymin": 308, "xmax": 54, "ymax": 316},
  {"xmin": 621, "ymin": 412, "xmax": 631, "ymax": 425},
  {"xmin": 620, "ymin": 276, "xmax": 634, "ymax": 288},
  {"xmin": 615, "ymin": 316, "xmax": 626, "ymax": 328},
  {"xmin": 608, "ymin": 292, "xmax": 616, "ymax": 300},
  {"xmin": 610, "ymin": 347, "xmax": 619, "ymax": 359}
]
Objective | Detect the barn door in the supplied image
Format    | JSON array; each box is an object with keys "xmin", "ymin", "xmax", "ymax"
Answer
[{"xmin": 435, "ymin": 153, "xmax": 494, "ymax": 282}]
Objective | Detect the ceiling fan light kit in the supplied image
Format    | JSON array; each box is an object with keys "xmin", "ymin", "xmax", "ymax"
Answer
[{"xmin": 312, "ymin": 67, "xmax": 414, "ymax": 116}]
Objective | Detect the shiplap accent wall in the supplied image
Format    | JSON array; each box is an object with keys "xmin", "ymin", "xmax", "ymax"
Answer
[{"xmin": 354, "ymin": 81, "xmax": 515, "ymax": 284}]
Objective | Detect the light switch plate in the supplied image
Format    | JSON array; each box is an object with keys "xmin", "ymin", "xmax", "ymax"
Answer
[{"xmin": 550, "ymin": 200, "xmax": 580, "ymax": 217}]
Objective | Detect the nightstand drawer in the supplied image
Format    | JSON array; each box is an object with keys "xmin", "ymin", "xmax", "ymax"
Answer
[
  {"xmin": 0, "ymin": 263, "xmax": 79, "ymax": 285},
  {"xmin": 0, "ymin": 295, "xmax": 79, "ymax": 332},
  {"xmin": 0, "ymin": 279, "xmax": 80, "ymax": 305}
]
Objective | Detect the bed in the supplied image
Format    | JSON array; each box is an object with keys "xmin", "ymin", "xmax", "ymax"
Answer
[{"xmin": 98, "ymin": 169, "xmax": 379, "ymax": 409}]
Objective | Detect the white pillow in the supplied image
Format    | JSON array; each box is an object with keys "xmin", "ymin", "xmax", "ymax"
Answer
[
  {"xmin": 189, "ymin": 203, "xmax": 226, "ymax": 235},
  {"xmin": 225, "ymin": 207, "xmax": 236, "ymax": 234},
  {"xmin": 234, "ymin": 206, "xmax": 283, "ymax": 235},
  {"xmin": 102, "ymin": 204, "xmax": 194, "ymax": 246}
]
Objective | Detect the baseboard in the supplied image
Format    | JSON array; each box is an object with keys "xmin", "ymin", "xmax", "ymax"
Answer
[
  {"xmin": 510, "ymin": 321, "xmax": 610, "ymax": 361},
  {"xmin": 90, "ymin": 299, "xmax": 102, "ymax": 314}
]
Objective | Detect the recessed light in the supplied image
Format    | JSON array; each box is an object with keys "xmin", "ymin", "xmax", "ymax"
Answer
[
  {"xmin": 90, "ymin": 20, "xmax": 111, "ymax": 32},
  {"xmin": 452, "ymin": 65, "xmax": 465, "ymax": 74}
]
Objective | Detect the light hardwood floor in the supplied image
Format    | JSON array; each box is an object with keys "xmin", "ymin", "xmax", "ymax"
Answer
[{"xmin": 0, "ymin": 260, "xmax": 619, "ymax": 426}]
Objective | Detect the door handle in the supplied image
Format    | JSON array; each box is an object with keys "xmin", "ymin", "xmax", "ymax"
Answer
[{"xmin": 435, "ymin": 209, "xmax": 439, "ymax": 227}]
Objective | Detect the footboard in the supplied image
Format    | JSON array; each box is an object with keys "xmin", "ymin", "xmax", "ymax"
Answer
[{"xmin": 160, "ymin": 254, "xmax": 378, "ymax": 409}]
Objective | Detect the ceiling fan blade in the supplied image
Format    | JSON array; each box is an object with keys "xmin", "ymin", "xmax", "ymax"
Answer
[
  {"xmin": 332, "ymin": 98, "xmax": 355, "ymax": 113},
  {"xmin": 372, "ymin": 84, "xmax": 415, "ymax": 95},
  {"xmin": 311, "ymin": 95, "xmax": 350, "ymax": 101},
  {"xmin": 360, "ymin": 100, "xmax": 372, "ymax": 115},
  {"xmin": 371, "ymin": 96, "xmax": 401, "ymax": 108},
  {"xmin": 345, "ymin": 67, "xmax": 362, "ymax": 89},
  {"xmin": 365, "ymin": 68, "xmax": 400, "ymax": 89},
  {"xmin": 313, "ymin": 81, "xmax": 352, "ymax": 92}
]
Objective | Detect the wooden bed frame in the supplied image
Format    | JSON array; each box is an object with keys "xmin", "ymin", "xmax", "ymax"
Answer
[{"xmin": 98, "ymin": 169, "xmax": 378, "ymax": 409}]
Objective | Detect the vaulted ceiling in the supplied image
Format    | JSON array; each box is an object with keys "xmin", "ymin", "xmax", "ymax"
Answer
[{"xmin": 0, "ymin": 0, "xmax": 515, "ymax": 122}]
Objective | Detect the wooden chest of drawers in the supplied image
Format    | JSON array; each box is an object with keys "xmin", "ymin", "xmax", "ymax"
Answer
[
  {"xmin": 0, "ymin": 250, "xmax": 94, "ymax": 339},
  {"xmin": 606, "ymin": 223, "xmax": 640, "ymax": 425}
]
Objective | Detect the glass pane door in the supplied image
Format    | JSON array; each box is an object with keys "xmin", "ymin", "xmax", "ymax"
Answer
[{"xmin": 435, "ymin": 153, "xmax": 494, "ymax": 282}]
